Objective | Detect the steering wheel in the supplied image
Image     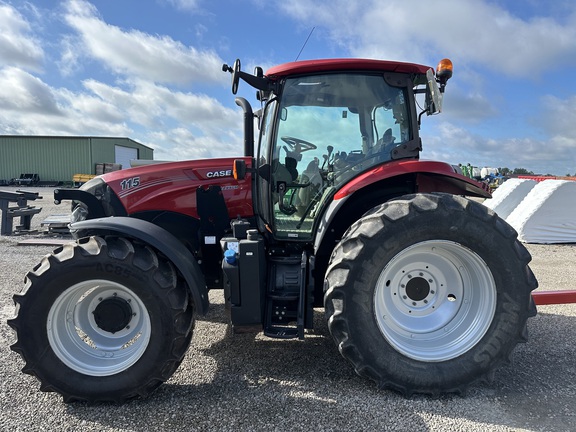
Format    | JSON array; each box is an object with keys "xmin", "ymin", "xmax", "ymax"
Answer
[{"xmin": 281, "ymin": 136, "xmax": 317, "ymax": 153}]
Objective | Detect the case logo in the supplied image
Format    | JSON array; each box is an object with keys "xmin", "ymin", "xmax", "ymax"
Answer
[{"xmin": 206, "ymin": 169, "xmax": 232, "ymax": 178}]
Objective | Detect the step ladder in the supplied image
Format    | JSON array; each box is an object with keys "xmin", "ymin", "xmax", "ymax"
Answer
[{"xmin": 263, "ymin": 252, "xmax": 308, "ymax": 339}]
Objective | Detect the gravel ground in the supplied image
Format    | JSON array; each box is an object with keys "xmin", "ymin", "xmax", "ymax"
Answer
[{"xmin": 1, "ymin": 187, "xmax": 575, "ymax": 432}]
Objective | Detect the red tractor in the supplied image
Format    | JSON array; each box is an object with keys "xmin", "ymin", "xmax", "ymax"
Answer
[{"xmin": 9, "ymin": 57, "xmax": 537, "ymax": 402}]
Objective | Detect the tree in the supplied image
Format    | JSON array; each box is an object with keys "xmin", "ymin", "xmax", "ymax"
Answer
[{"xmin": 512, "ymin": 168, "xmax": 534, "ymax": 175}]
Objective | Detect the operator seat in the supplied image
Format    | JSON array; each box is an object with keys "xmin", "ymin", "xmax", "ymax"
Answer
[
  {"xmin": 376, "ymin": 128, "xmax": 395, "ymax": 151},
  {"xmin": 368, "ymin": 128, "xmax": 396, "ymax": 162},
  {"xmin": 296, "ymin": 158, "xmax": 322, "ymax": 217},
  {"xmin": 285, "ymin": 157, "xmax": 299, "ymax": 181}
]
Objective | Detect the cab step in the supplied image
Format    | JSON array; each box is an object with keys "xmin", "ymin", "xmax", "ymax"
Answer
[{"xmin": 263, "ymin": 252, "xmax": 308, "ymax": 339}]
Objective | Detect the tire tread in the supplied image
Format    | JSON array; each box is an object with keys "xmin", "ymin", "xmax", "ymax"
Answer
[
  {"xmin": 324, "ymin": 193, "xmax": 538, "ymax": 396},
  {"xmin": 8, "ymin": 235, "xmax": 195, "ymax": 403}
]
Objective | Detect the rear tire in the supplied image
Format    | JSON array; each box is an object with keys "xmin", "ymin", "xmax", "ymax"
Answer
[
  {"xmin": 324, "ymin": 193, "xmax": 537, "ymax": 395},
  {"xmin": 8, "ymin": 236, "xmax": 195, "ymax": 403}
]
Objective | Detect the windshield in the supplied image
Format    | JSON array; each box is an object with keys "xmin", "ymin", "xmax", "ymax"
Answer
[{"xmin": 263, "ymin": 73, "xmax": 412, "ymax": 240}]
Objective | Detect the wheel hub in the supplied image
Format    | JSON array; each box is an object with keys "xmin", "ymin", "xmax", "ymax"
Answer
[
  {"xmin": 397, "ymin": 270, "xmax": 438, "ymax": 311},
  {"xmin": 93, "ymin": 297, "xmax": 133, "ymax": 333},
  {"xmin": 405, "ymin": 276, "xmax": 430, "ymax": 302}
]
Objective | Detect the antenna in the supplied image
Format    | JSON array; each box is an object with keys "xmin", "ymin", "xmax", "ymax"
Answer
[{"xmin": 295, "ymin": 27, "xmax": 315, "ymax": 61}]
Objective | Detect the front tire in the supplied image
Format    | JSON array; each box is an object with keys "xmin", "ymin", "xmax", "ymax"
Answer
[
  {"xmin": 324, "ymin": 193, "xmax": 537, "ymax": 395},
  {"xmin": 8, "ymin": 236, "xmax": 195, "ymax": 403}
]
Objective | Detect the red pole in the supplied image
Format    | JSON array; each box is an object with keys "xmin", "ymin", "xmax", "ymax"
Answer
[{"xmin": 532, "ymin": 290, "xmax": 576, "ymax": 306}]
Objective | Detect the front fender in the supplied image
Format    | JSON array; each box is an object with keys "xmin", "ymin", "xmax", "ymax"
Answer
[{"xmin": 71, "ymin": 217, "xmax": 209, "ymax": 315}]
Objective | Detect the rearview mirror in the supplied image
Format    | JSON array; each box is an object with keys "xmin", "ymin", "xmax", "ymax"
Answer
[{"xmin": 426, "ymin": 69, "xmax": 443, "ymax": 115}]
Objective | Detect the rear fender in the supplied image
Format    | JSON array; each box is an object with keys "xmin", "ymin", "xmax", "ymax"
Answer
[
  {"xmin": 71, "ymin": 217, "xmax": 209, "ymax": 315},
  {"xmin": 316, "ymin": 168, "xmax": 489, "ymax": 255},
  {"xmin": 334, "ymin": 160, "xmax": 491, "ymax": 200},
  {"xmin": 415, "ymin": 172, "xmax": 491, "ymax": 197}
]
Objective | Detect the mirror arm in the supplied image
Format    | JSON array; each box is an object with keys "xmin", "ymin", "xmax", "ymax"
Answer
[
  {"xmin": 238, "ymin": 71, "xmax": 276, "ymax": 92},
  {"xmin": 417, "ymin": 108, "xmax": 427, "ymax": 127}
]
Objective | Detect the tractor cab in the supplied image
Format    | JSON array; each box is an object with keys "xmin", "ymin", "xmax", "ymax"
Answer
[{"xmin": 224, "ymin": 58, "xmax": 452, "ymax": 241}]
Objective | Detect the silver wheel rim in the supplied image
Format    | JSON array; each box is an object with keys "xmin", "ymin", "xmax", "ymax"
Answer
[
  {"xmin": 374, "ymin": 240, "xmax": 496, "ymax": 362},
  {"xmin": 47, "ymin": 280, "xmax": 151, "ymax": 376}
]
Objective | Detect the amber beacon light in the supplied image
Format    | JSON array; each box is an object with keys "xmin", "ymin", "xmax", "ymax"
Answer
[{"xmin": 436, "ymin": 58, "xmax": 453, "ymax": 91}]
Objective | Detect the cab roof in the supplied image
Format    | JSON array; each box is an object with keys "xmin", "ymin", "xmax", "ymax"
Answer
[{"xmin": 265, "ymin": 58, "xmax": 432, "ymax": 80}]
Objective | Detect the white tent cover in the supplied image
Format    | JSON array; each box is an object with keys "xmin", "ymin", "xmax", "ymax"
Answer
[
  {"xmin": 483, "ymin": 178, "xmax": 537, "ymax": 220},
  {"xmin": 506, "ymin": 180, "xmax": 576, "ymax": 244}
]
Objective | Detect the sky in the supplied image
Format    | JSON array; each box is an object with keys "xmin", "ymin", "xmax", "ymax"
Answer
[{"xmin": 1, "ymin": 0, "xmax": 576, "ymax": 175}]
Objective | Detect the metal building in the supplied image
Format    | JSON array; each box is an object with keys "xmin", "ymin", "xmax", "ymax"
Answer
[{"xmin": 0, "ymin": 136, "xmax": 153, "ymax": 185}]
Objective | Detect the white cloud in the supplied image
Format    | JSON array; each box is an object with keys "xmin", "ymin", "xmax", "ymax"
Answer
[
  {"xmin": 146, "ymin": 128, "xmax": 242, "ymax": 161},
  {"xmin": 0, "ymin": 67, "xmax": 59, "ymax": 114},
  {"xmin": 422, "ymin": 121, "xmax": 576, "ymax": 175},
  {"xmin": 163, "ymin": 0, "xmax": 202, "ymax": 12},
  {"xmin": 0, "ymin": 3, "xmax": 44, "ymax": 71},
  {"xmin": 539, "ymin": 95, "xmax": 576, "ymax": 139},
  {"xmin": 80, "ymin": 78, "xmax": 240, "ymax": 135},
  {"xmin": 58, "ymin": 35, "xmax": 82, "ymax": 77},
  {"xmin": 0, "ymin": 66, "xmax": 243, "ymax": 158},
  {"xmin": 422, "ymin": 84, "xmax": 499, "ymax": 124},
  {"xmin": 0, "ymin": 1, "xmax": 244, "ymax": 160},
  {"xmin": 0, "ymin": 67, "xmax": 132, "ymax": 136},
  {"xmin": 62, "ymin": 0, "xmax": 225, "ymax": 85},
  {"xmin": 278, "ymin": 0, "xmax": 576, "ymax": 78}
]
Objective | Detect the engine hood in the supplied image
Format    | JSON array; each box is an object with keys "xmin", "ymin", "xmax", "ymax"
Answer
[{"xmin": 99, "ymin": 157, "xmax": 254, "ymax": 219}]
